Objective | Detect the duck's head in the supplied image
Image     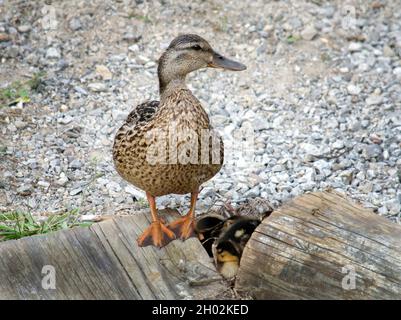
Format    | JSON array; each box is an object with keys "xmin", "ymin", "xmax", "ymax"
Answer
[{"xmin": 158, "ymin": 34, "xmax": 246, "ymax": 94}]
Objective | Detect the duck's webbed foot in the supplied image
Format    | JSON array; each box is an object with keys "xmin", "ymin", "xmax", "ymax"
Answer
[
  {"xmin": 168, "ymin": 191, "xmax": 198, "ymax": 241},
  {"xmin": 168, "ymin": 213, "xmax": 196, "ymax": 240},
  {"xmin": 137, "ymin": 191, "xmax": 176, "ymax": 248},
  {"xmin": 137, "ymin": 221, "xmax": 175, "ymax": 248}
]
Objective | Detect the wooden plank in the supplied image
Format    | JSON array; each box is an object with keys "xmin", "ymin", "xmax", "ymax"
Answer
[
  {"xmin": 235, "ymin": 190, "xmax": 401, "ymax": 300},
  {"xmin": 0, "ymin": 209, "xmax": 226, "ymax": 300}
]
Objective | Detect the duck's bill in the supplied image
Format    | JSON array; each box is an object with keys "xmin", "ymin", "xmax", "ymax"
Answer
[{"xmin": 208, "ymin": 52, "xmax": 247, "ymax": 71}]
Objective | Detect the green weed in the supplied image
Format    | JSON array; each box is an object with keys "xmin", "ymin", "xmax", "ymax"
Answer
[
  {"xmin": 0, "ymin": 71, "xmax": 45, "ymax": 108},
  {"xmin": 0, "ymin": 209, "xmax": 92, "ymax": 241}
]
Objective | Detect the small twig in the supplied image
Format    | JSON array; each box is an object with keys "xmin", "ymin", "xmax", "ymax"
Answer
[
  {"xmin": 188, "ymin": 277, "xmax": 222, "ymax": 287},
  {"xmin": 223, "ymin": 200, "xmax": 236, "ymax": 215}
]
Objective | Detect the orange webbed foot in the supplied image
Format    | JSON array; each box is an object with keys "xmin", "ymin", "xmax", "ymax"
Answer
[
  {"xmin": 167, "ymin": 213, "xmax": 196, "ymax": 241},
  {"xmin": 137, "ymin": 221, "xmax": 176, "ymax": 248}
]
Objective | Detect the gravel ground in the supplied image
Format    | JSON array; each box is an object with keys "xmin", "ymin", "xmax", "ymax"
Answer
[{"xmin": 0, "ymin": 0, "xmax": 400, "ymax": 222}]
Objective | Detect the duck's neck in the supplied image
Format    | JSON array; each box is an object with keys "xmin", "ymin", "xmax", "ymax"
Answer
[
  {"xmin": 159, "ymin": 76, "xmax": 187, "ymax": 101},
  {"xmin": 158, "ymin": 57, "xmax": 188, "ymax": 101}
]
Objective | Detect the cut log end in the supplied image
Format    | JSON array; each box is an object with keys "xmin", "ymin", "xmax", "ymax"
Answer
[{"xmin": 235, "ymin": 190, "xmax": 401, "ymax": 299}]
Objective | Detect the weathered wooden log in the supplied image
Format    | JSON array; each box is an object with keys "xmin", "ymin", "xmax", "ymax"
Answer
[
  {"xmin": 0, "ymin": 209, "xmax": 226, "ymax": 300},
  {"xmin": 235, "ymin": 190, "xmax": 401, "ymax": 299},
  {"xmin": 2, "ymin": 191, "xmax": 400, "ymax": 300}
]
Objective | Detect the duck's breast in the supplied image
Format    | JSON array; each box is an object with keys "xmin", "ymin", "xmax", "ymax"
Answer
[{"xmin": 113, "ymin": 90, "xmax": 224, "ymax": 196}]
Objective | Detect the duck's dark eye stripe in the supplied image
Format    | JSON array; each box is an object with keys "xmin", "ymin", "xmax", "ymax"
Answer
[
  {"xmin": 191, "ymin": 45, "xmax": 202, "ymax": 51},
  {"xmin": 176, "ymin": 53, "xmax": 187, "ymax": 60}
]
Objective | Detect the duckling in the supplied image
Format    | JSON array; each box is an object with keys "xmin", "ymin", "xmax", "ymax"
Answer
[
  {"xmin": 194, "ymin": 213, "xmax": 225, "ymax": 256},
  {"xmin": 213, "ymin": 217, "xmax": 260, "ymax": 279},
  {"xmin": 195, "ymin": 198, "xmax": 273, "ymax": 278},
  {"xmin": 113, "ymin": 34, "xmax": 246, "ymax": 248},
  {"xmin": 196, "ymin": 213, "xmax": 261, "ymax": 279},
  {"xmin": 214, "ymin": 242, "xmax": 240, "ymax": 279},
  {"xmin": 195, "ymin": 197, "xmax": 273, "ymax": 252}
]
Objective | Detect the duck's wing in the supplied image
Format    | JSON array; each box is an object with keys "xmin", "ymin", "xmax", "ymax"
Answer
[{"xmin": 125, "ymin": 100, "xmax": 160, "ymax": 126}]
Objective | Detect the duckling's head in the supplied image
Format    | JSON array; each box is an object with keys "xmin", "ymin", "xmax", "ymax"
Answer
[{"xmin": 158, "ymin": 34, "xmax": 246, "ymax": 94}]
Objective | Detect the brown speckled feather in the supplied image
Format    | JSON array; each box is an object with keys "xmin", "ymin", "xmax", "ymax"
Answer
[{"xmin": 113, "ymin": 89, "xmax": 223, "ymax": 196}]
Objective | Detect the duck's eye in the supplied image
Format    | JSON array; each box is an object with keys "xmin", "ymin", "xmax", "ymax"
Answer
[{"xmin": 191, "ymin": 45, "xmax": 202, "ymax": 51}]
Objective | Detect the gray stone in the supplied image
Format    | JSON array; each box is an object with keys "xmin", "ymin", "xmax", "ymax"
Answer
[
  {"xmin": 363, "ymin": 144, "xmax": 382, "ymax": 159},
  {"xmin": 69, "ymin": 18, "xmax": 82, "ymax": 31},
  {"xmin": 301, "ymin": 25, "xmax": 317, "ymax": 41},
  {"xmin": 385, "ymin": 199, "xmax": 401, "ymax": 215},
  {"xmin": 70, "ymin": 188, "xmax": 83, "ymax": 196},
  {"xmin": 276, "ymin": 172, "xmax": 290, "ymax": 182},
  {"xmin": 377, "ymin": 206, "xmax": 388, "ymax": 215},
  {"xmin": 347, "ymin": 83, "xmax": 362, "ymax": 95},
  {"xmin": 74, "ymin": 86, "xmax": 88, "ymax": 95},
  {"xmin": 56, "ymin": 173, "xmax": 69, "ymax": 186},
  {"xmin": 332, "ymin": 140, "xmax": 345, "ymax": 149},
  {"xmin": 128, "ymin": 44, "xmax": 139, "ymax": 52},
  {"xmin": 366, "ymin": 95, "xmax": 383, "ymax": 106},
  {"xmin": 300, "ymin": 143, "xmax": 324, "ymax": 157},
  {"xmin": 95, "ymin": 65, "xmax": 112, "ymax": 80},
  {"xmin": 17, "ymin": 25, "xmax": 31, "ymax": 33},
  {"xmin": 123, "ymin": 32, "xmax": 141, "ymax": 42},
  {"xmin": 348, "ymin": 42, "xmax": 362, "ymax": 52},
  {"xmin": 383, "ymin": 45, "xmax": 395, "ymax": 57},
  {"xmin": 88, "ymin": 82, "xmax": 108, "ymax": 92},
  {"xmin": 288, "ymin": 17, "xmax": 303, "ymax": 29},
  {"xmin": 252, "ymin": 117, "xmax": 270, "ymax": 131},
  {"xmin": 313, "ymin": 159, "xmax": 331, "ymax": 172},
  {"xmin": 393, "ymin": 67, "xmax": 401, "ymax": 77},
  {"xmin": 340, "ymin": 170, "xmax": 353, "ymax": 185},
  {"xmin": 271, "ymin": 164, "xmax": 284, "ymax": 172},
  {"xmin": 135, "ymin": 55, "xmax": 150, "ymax": 65},
  {"xmin": 125, "ymin": 185, "xmax": 145, "ymax": 200},
  {"xmin": 57, "ymin": 115, "xmax": 73, "ymax": 125},
  {"xmin": 17, "ymin": 185, "xmax": 32, "ymax": 196},
  {"xmin": 244, "ymin": 186, "xmax": 260, "ymax": 198},
  {"xmin": 69, "ymin": 159, "xmax": 83, "ymax": 169},
  {"xmin": 14, "ymin": 120, "xmax": 28, "ymax": 129},
  {"xmin": 46, "ymin": 47, "xmax": 61, "ymax": 59},
  {"xmin": 49, "ymin": 159, "xmax": 61, "ymax": 168},
  {"xmin": 6, "ymin": 45, "xmax": 19, "ymax": 58},
  {"xmin": 38, "ymin": 181, "xmax": 50, "ymax": 188}
]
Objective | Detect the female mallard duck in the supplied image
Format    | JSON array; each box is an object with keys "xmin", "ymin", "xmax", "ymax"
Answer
[{"xmin": 113, "ymin": 34, "xmax": 246, "ymax": 248}]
